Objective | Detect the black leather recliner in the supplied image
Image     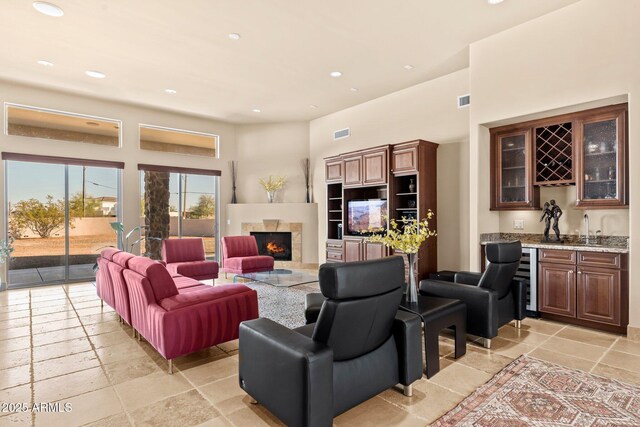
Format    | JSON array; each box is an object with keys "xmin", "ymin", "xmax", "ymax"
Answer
[
  {"xmin": 238, "ymin": 256, "xmax": 423, "ymax": 427},
  {"xmin": 419, "ymin": 241, "xmax": 526, "ymax": 349}
]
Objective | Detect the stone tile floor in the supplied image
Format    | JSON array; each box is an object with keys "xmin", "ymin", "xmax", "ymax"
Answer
[{"xmin": 1, "ymin": 280, "xmax": 639, "ymax": 426}]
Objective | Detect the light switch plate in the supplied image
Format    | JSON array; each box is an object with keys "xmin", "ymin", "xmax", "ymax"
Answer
[
  {"xmin": 513, "ymin": 219, "xmax": 524, "ymax": 230},
  {"xmin": 227, "ymin": 219, "xmax": 231, "ymax": 225}
]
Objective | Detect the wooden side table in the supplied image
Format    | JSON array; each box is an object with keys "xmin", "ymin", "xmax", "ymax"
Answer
[{"xmin": 399, "ymin": 295, "xmax": 466, "ymax": 378}]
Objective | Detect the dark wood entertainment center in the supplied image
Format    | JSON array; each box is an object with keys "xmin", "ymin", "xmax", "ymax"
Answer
[{"xmin": 324, "ymin": 140, "xmax": 438, "ymax": 281}]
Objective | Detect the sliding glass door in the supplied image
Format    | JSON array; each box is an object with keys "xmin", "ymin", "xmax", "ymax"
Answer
[
  {"xmin": 5, "ymin": 159, "xmax": 121, "ymax": 287},
  {"xmin": 67, "ymin": 165, "xmax": 120, "ymax": 281},
  {"xmin": 139, "ymin": 169, "xmax": 218, "ymax": 260},
  {"xmin": 6, "ymin": 161, "xmax": 67, "ymax": 285},
  {"xmin": 180, "ymin": 173, "xmax": 217, "ymax": 259}
]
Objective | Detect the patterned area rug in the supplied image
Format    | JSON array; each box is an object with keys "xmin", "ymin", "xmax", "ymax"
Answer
[
  {"xmin": 433, "ymin": 355, "xmax": 640, "ymax": 426},
  {"xmin": 245, "ymin": 281, "xmax": 311, "ymax": 329}
]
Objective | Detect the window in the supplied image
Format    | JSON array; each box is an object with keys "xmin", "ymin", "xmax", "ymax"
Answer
[
  {"xmin": 5, "ymin": 104, "xmax": 120, "ymax": 147},
  {"xmin": 138, "ymin": 164, "xmax": 220, "ymax": 260},
  {"xmin": 139, "ymin": 124, "xmax": 219, "ymax": 158}
]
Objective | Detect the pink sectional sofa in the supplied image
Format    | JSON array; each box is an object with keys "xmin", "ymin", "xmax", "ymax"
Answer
[
  {"xmin": 96, "ymin": 247, "xmax": 120, "ymax": 310},
  {"xmin": 96, "ymin": 249, "xmax": 258, "ymax": 373},
  {"xmin": 108, "ymin": 251, "xmax": 135, "ymax": 327},
  {"xmin": 162, "ymin": 238, "xmax": 219, "ymax": 282},
  {"xmin": 221, "ymin": 236, "xmax": 274, "ymax": 276}
]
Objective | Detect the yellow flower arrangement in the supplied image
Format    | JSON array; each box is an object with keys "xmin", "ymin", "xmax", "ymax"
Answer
[
  {"xmin": 259, "ymin": 175, "xmax": 286, "ymax": 192},
  {"xmin": 367, "ymin": 211, "xmax": 436, "ymax": 254}
]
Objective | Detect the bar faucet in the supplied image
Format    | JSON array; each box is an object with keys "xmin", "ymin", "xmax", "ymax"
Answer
[{"xmin": 583, "ymin": 214, "xmax": 590, "ymax": 244}]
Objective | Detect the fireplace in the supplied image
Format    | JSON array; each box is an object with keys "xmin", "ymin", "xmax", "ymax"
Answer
[{"xmin": 251, "ymin": 232, "xmax": 293, "ymax": 261}]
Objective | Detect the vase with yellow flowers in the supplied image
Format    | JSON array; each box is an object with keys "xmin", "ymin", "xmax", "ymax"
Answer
[
  {"xmin": 368, "ymin": 211, "xmax": 436, "ymax": 303},
  {"xmin": 259, "ymin": 175, "xmax": 286, "ymax": 203}
]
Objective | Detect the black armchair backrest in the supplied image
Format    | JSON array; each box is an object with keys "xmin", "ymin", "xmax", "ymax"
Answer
[
  {"xmin": 312, "ymin": 256, "xmax": 404, "ymax": 361},
  {"xmin": 478, "ymin": 241, "xmax": 522, "ymax": 299}
]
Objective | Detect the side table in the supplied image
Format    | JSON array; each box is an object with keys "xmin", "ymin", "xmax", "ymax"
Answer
[{"xmin": 399, "ymin": 295, "xmax": 466, "ymax": 378}]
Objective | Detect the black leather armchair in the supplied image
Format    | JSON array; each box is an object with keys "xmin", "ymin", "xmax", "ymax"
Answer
[
  {"xmin": 238, "ymin": 256, "xmax": 423, "ymax": 427},
  {"xmin": 419, "ymin": 241, "xmax": 526, "ymax": 349}
]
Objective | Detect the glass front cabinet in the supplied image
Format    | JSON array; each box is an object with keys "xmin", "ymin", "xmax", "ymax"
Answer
[
  {"xmin": 491, "ymin": 129, "xmax": 539, "ymax": 210},
  {"xmin": 576, "ymin": 106, "xmax": 627, "ymax": 208},
  {"xmin": 490, "ymin": 104, "xmax": 627, "ymax": 211}
]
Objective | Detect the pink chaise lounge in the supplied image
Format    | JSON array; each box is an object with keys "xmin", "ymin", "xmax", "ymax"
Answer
[
  {"xmin": 161, "ymin": 238, "xmax": 219, "ymax": 282},
  {"xmin": 221, "ymin": 235, "xmax": 274, "ymax": 278},
  {"xmin": 123, "ymin": 255, "xmax": 258, "ymax": 373}
]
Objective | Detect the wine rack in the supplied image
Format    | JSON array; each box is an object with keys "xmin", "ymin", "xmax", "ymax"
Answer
[{"xmin": 534, "ymin": 122, "xmax": 573, "ymax": 185}]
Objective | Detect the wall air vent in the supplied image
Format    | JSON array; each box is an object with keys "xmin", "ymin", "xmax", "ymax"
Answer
[
  {"xmin": 333, "ymin": 128, "xmax": 350, "ymax": 140},
  {"xmin": 457, "ymin": 94, "xmax": 470, "ymax": 108}
]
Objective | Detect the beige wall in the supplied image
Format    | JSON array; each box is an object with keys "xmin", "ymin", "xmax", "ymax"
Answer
[
  {"xmin": 0, "ymin": 80, "xmax": 236, "ymax": 254},
  {"xmin": 499, "ymin": 186, "xmax": 629, "ymax": 237},
  {"xmin": 309, "ymin": 68, "xmax": 470, "ymax": 270},
  {"xmin": 468, "ymin": 0, "xmax": 638, "ymax": 329},
  {"xmin": 235, "ymin": 122, "xmax": 310, "ymax": 204}
]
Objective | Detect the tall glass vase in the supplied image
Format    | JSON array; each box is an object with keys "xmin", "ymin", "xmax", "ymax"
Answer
[
  {"xmin": 407, "ymin": 253, "xmax": 418, "ymax": 303},
  {"xmin": 0, "ymin": 262, "xmax": 8, "ymax": 292},
  {"xmin": 266, "ymin": 190, "xmax": 276, "ymax": 203}
]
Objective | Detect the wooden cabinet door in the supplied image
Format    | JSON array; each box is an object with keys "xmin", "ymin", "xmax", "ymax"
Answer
[
  {"xmin": 575, "ymin": 106, "xmax": 627, "ymax": 208},
  {"xmin": 363, "ymin": 150, "xmax": 387, "ymax": 185},
  {"xmin": 343, "ymin": 156, "xmax": 362, "ymax": 187},
  {"xmin": 577, "ymin": 266, "xmax": 621, "ymax": 325},
  {"xmin": 363, "ymin": 241, "xmax": 385, "ymax": 260},
  {"xmin": 392, "ymin": 145, "xmax": 418, "ymax": 175},
  {"xmin": 539, "ymin": 263, "xmax": 576, "ymax": 317},
  {"xmin": 325, "ymin": 159, "xmax": 343, "ymax": 183},
  {"xmin": 343, "ymin": 238, "xmax": 362, "ymax": 262},
  {"xmin": 490, "ymin": 129, "xmax": 539, "ymax": 210}
]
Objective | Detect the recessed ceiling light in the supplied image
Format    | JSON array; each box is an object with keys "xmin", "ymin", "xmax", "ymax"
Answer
[
  {"xmin": 403, "ymin": 64, "xmax": 414, "ymax": 70},
  {"xmin": 350, "ymin": 87, "xmax": 358, "ymax": 92},
  {"xmin": 252, "ymin": 108, "xmax": 261, "ymax": 113},
  {"xmin": 85, "ymin": 121, "xmax": 99, "ymax": 126},
  {"xmin": 37, "ymin": 60, "xmax": 54, "ymax": 67},
  {"xmin": 329, "ymin": 71, "xmax": 342, "ymax": 78},
  {"xmin": 164, "ymin": 89, "xmax": 177, "ymax": 94},
  {"xmin": 33, "ymin": 1, "xmax": 64, "ymax": 17},
  {"xmin": 85, "ymin": 70, "xmax": 106, "ymax": 79},
  {"xmin": 309, "ymin": 104, "xmax": 318, "ymax": 109},
  {"xmin": 488, "ymin": 0, "xmax": 504, "ymax": 4},
  {"xmin": 228, "ymin": 33, "xmax": 241, "ymax": 40}
]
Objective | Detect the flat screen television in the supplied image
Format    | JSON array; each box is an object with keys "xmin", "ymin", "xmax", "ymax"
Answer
[{"xmin": 347, "ymin": 199, "xmax": 387, "ymax": 235}]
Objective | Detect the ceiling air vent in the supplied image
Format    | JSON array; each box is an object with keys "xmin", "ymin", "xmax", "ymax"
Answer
[
  {"xmin": 333, "ymin": 128, "xmax": 350, "ymax": 140},
  {"xmin": 457, "ymin": 94, "xmax": 470, "ymax": 108}
]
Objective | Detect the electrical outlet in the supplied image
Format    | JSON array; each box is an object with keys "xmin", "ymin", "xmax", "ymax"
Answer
[
  {"xmin": 513, "ymin": 219, "xmax": 524, "ymax": 230},
  {"xmin": 227, "ymin": 219, "xmax": 231, "ymax": 225}
]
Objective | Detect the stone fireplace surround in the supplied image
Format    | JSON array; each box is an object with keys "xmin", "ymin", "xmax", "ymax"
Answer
[
  {"xmin": 242, "ymin": 220, "xmax": 303, "ymax": 268},
  {"xmin": 227, "ymin": 203, "xmax": 318, "ymax": 269}
]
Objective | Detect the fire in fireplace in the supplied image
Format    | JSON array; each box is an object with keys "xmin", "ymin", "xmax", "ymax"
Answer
[{"xmin": 251, "ymin": 232, "xmax": 293, "ymax": 261}]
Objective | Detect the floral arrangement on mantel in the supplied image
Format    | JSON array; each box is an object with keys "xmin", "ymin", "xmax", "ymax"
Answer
[
  {"xmin": 259, "ymin": 175, "xmax": 286, "ymax": 203},
  {"xmin": 367, "ymin": 211, "xmax": 436, "ymax": 303}
]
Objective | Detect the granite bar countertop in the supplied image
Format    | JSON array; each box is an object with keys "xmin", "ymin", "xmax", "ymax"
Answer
[{"xmin": 480, "ymin": 233, "xmax": 629, "ymax": 254}]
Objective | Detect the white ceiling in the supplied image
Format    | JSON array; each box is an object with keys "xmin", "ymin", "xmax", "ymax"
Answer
[{"xmin": 1, "ymin": 0, "xmax": 580, "ymax": 124}]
